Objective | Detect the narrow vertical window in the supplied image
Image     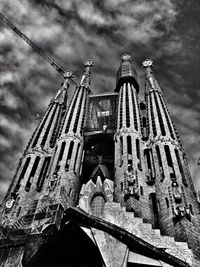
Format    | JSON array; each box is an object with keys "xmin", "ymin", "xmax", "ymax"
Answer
[
  {"xmin": 16, "ymin": 207, "xmax": 21, "ymax": 217},
  {"xmin": 164, "ymin": 145, "xmax": 175, "ymax": 179},
  {"xmin": 189, "ymin": 204, "xmax": 194, "ymax": 216},
  {"xmin": 154, "ymin": 92, "xmax": 166, "ymax": 136},
  {"xmin": 175, "ymin": 149, "xmax": 188, "ymax": 186},
  {"xmin": 144, "ymin": 149, "xmax": 155, "ymax": 185},
  {"xmin": 165, "ymin": 197, "xmax": 169, "ymax": 208},
  {"xmin": 155, "ymin": 146, "xmax": 165, "ymax": 182},
  {"xmin": 55, "ymin": 142, "xmax": 66, "ymax": 172},
  {"xmin": 136, "ymin": 139, "xmax": 142, "ymax": 171},
  {"xmin": 149, "ymin": 193, "xmax": 159, "ymax": 229},
  {"xmin": 130, "ymin": 86, "xmax": 138, "ymax": 131},
  {"xmin": 140, "ymin": 186, "xmax": 143, "ymax": 196},
  {"xmin": 50, "ymin": 106, "xmax": 63, "ymax": 148},
  {"xmin": 37, "ymin": 157, "xmax": 51, "ymax": 191},
  {"xmin": 119, "ymin": 89, "xmax": 123, "ymax": 129},
  {"xmin": 65, "ymin": 89, "xmax": 80, "ymax": 133},
  {"xmin": 74, "ymin": 143, "xmax": 80, "ymax": 173},
  {"xmin": 119, "ymin": 136, "xmax": 123, "ymax": 166},
  {"xmin": 41, "ymin": 104, "xmax": 58, "ymax": 147},
  {"xmin": 73, "ymin": 89, "xmax": 84, "ymax": 133},
  {"xmin": 32, "ymin": 106, "xmax": 52, "ymax": 148},
  {"xmin": 127, "ymin": 136, "xmax": 132, "ymax": 158},
  {"xmin": 25, "ymin": 156, "xmax": 40, "ymax": 191},
  {"xmin": 150, "ymin": 94, "xmax": 157, "ymax": 137},
  {"xmin": 126, "ymin": 84, "xmax": 130, "ymax": 127},
  {"xmin": 159, "ymin": 95, "xmax": 175, "ymax": 139},
  {"xmin": 15, "ymin": 157, "xmax": 31, "ymax": 192},
  {"xmin": 65, "ymin": 141, "xmax": 74, "ymax": 171}
]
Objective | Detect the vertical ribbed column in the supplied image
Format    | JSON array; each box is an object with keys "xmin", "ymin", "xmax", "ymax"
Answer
[
  {"xmin": 48, "ymin": 61, "xmax": 93, "ymax": 208},
  {"xmin": 143, "ymin": 59, "xmax": 200, "ymax": 257},
  {"xmin": 114, "ymin": 54, "xmax": 145, "ymax": 216}
]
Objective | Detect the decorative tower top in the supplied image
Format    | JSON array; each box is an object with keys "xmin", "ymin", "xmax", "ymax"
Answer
[
  {"xmin": 121, "ymin": 53, "xmax": 132, "ymax": 61},
  {"xmin": 80, "ymin": 60, "xmax": 94, "ymax": 88},
  {"xmin": 142, "ymin": 59, "xmax": 162, "ymax": 94},
  {"xmin": 115, "ymin": 53, "xmax": 139, "ymax": 93},
  {"xmin": 54, "ymin": 70, "xmax": 73, "ymax": 103}
]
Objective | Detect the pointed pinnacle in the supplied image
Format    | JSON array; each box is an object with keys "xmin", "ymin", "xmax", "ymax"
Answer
[
  {"xmin": 142, "ymin": 59, "xmax": 153, "ymax": 68},
  {"xmin": 80, "ymin": 59, "xmax": 94, "ymax": 87},
  {"xmin": 84, "ymin": 60, "xmax": 94, "ymax": 68},
  {"xmin": 63, "ymin": 71, "xmax": 73, "ymax": 89},
  {"xmin": 121, "ymin": 53, "xmax": 132, "ymax": 61}
]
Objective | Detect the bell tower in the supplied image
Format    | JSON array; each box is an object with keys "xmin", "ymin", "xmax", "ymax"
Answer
[
  {"xmin": 114, "ymin": 54, "xmax": 145, "ymax": 215},
  {"xmin": 143, "ymin": 59, "xmax": 200, "ymax": 258}
]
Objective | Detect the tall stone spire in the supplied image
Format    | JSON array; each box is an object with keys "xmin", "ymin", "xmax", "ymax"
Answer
[
  {"xmin": 114, "ymin": 54, "xmax": 146, "ymax": 216},
  {"xmin": 143, "ymin": 59, "xmax": 200, "ymax": 258},
  {"xmin": 1, "ymin": 72, "xmax": 73, "ymax": 223},
  {"xmin": 47, "ymin": 60, "xmax": 93, "ymax": 208}
]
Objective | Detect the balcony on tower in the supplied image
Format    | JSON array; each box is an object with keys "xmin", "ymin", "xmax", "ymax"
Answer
[{"xmin": 115, "ymin": 54, "xmax": 139, "ymax": 93}]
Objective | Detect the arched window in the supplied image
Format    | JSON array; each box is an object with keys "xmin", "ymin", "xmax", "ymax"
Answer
[{"xmin": 90, "ymin": 194, "xmax": 106, "ymax": 217}]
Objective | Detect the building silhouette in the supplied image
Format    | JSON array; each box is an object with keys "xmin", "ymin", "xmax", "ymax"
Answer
[{"xmin": 0, "ymin": 55, "xmax": 200, "ymax": 266}]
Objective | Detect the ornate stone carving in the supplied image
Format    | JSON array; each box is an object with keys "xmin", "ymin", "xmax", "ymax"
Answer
[
  {"xmin": 121, "ymin": 53, "xmax": 132, "ymax": 61},
  {"xmin": 172, "ymin": 181, "xmax": 182, "ymax": 204},
  {"xmin": 142, "ymin": 59, "xmax": 153, "ymax": 68},
  {"xmin": 124, "ymin": 164, "xmax": 139, "ymax": 198}
]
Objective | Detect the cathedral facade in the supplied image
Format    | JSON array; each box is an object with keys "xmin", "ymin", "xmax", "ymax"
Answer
[{"xmin": 0, "ymin": 55, "xmax": 200, "ymax": 266}]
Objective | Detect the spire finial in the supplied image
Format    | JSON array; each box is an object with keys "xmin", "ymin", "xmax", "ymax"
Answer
[
  {"xmin": 54, "ymin": 70, "xmax": 73, "ymax": 101},
  {"xmin": 80, "ymin": 59, "xmax": 94, "ymax": 87},
  {"xmin": 63, "ymin": 70, "xmax": 73, "ymax": 89},
  {"xmin": 121, "ymin": 53, "xmax": 132, "ymax": 61},
  {"xmin": 142, "ymin": 59, "xmax": 153, "ymax": 68}
]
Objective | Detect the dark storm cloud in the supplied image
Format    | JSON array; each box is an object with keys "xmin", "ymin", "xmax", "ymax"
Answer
[{"xmin": 0, "ymin": 0, "xmax": 200, "ymax": 201}]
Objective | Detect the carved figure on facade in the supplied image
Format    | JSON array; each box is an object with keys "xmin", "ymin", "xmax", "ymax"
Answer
[
  {"xmin": 5, "ymin": 192, "xmax": 18, "ymax": 211},
  {"xmin": 171, "ymin": 182, "xmax": 192, "ymax": 223},
  {"xmin": 48, "ymin": 172, "xmax": 59, "ymax": 191},
  {"xmin": 124, "ymin": 163, "xmax": 139, "ymax": 198},
  {"xmin": 172, "ymin": 181, "xmax": 182, "ymax": 204}
]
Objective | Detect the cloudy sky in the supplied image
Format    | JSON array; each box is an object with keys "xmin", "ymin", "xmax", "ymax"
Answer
[{"xmin": 0, "ymin": 0, "xmax": 200, "ymax": 202}]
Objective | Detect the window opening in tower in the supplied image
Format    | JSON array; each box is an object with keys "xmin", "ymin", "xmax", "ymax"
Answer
[
  {"xmin": 14, "ymin": 157, "xmax": 31, "ymax": 192},
  {"xmin": 149, "ymin": 94, "xmax": 157, "ymax": 137},
  {"xmin": 41, "ymin": 103, "xmax": 58, "ymax": 147},
  {"xmin": 164, "ymin": 145, "xmax": 176, "ymax": 179},
  {"xmin": 55, "ymin": 142, "xmax": 66, "ymax": 173},
  {"xmin": 127, "ymin": 136, "xmax": 132, "ymax": 161},
  {"xmin": 31, "ymin": 106, "xmax": 52, "ymax": 148},
  {"xmin": 50, "ymin": 105, "xmax": 63, "ymax": 147},
  {"xmin": 126, "ymin": 84, "xmax": 130, "ymax": 127},
  {"xmin": 65, "ymin": 89, "xmax": 80, "ymax": 133},
  {"xmin": 155, "ymin": 145, "xmax": 165, "ymax": 182},
  {"xmin": 159, "ymin": 94, "xmax": 175, "ymax": 139},
  {"xmin": 74, "ymin": 143, "xmax": 81, "ymax": 173},
  {"xmin": 153, "ymin": 92, "xmax": 166, "ymax": 136},
  {"xmin": 120, "ymin": 136, "xmax": 123, "ymax": 166},
  {"xmin": 65, "ymin": 141, "xmax": 74, "ymax": 171},
  {"xmin": 136, "ymin": 139, "xmax": 142, "ymax": 171},
  {"xmin": 130, "ymin": 85, "xmax": 138, "ymax": 131},
  {"xmin": 36, "ymin": 157, "xmax": 51, "ymax": 191},
  {"xmin": 144, "ymin": 149, "xmax": 155, "ymax": 185},
  {"xmin": 119, "ymin": 89, "xmax": 123, "ymax": 129},
  {"xmin": 174, "ymin": 149, "xmax": 188, "ymax": 186},
  {"xmin": 73, "ymin": 89, "xmax": 84, "ymax": 133},
  {"xmin": 25, "ymin": 156, "xmax": 40, "ymax": 191}
]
